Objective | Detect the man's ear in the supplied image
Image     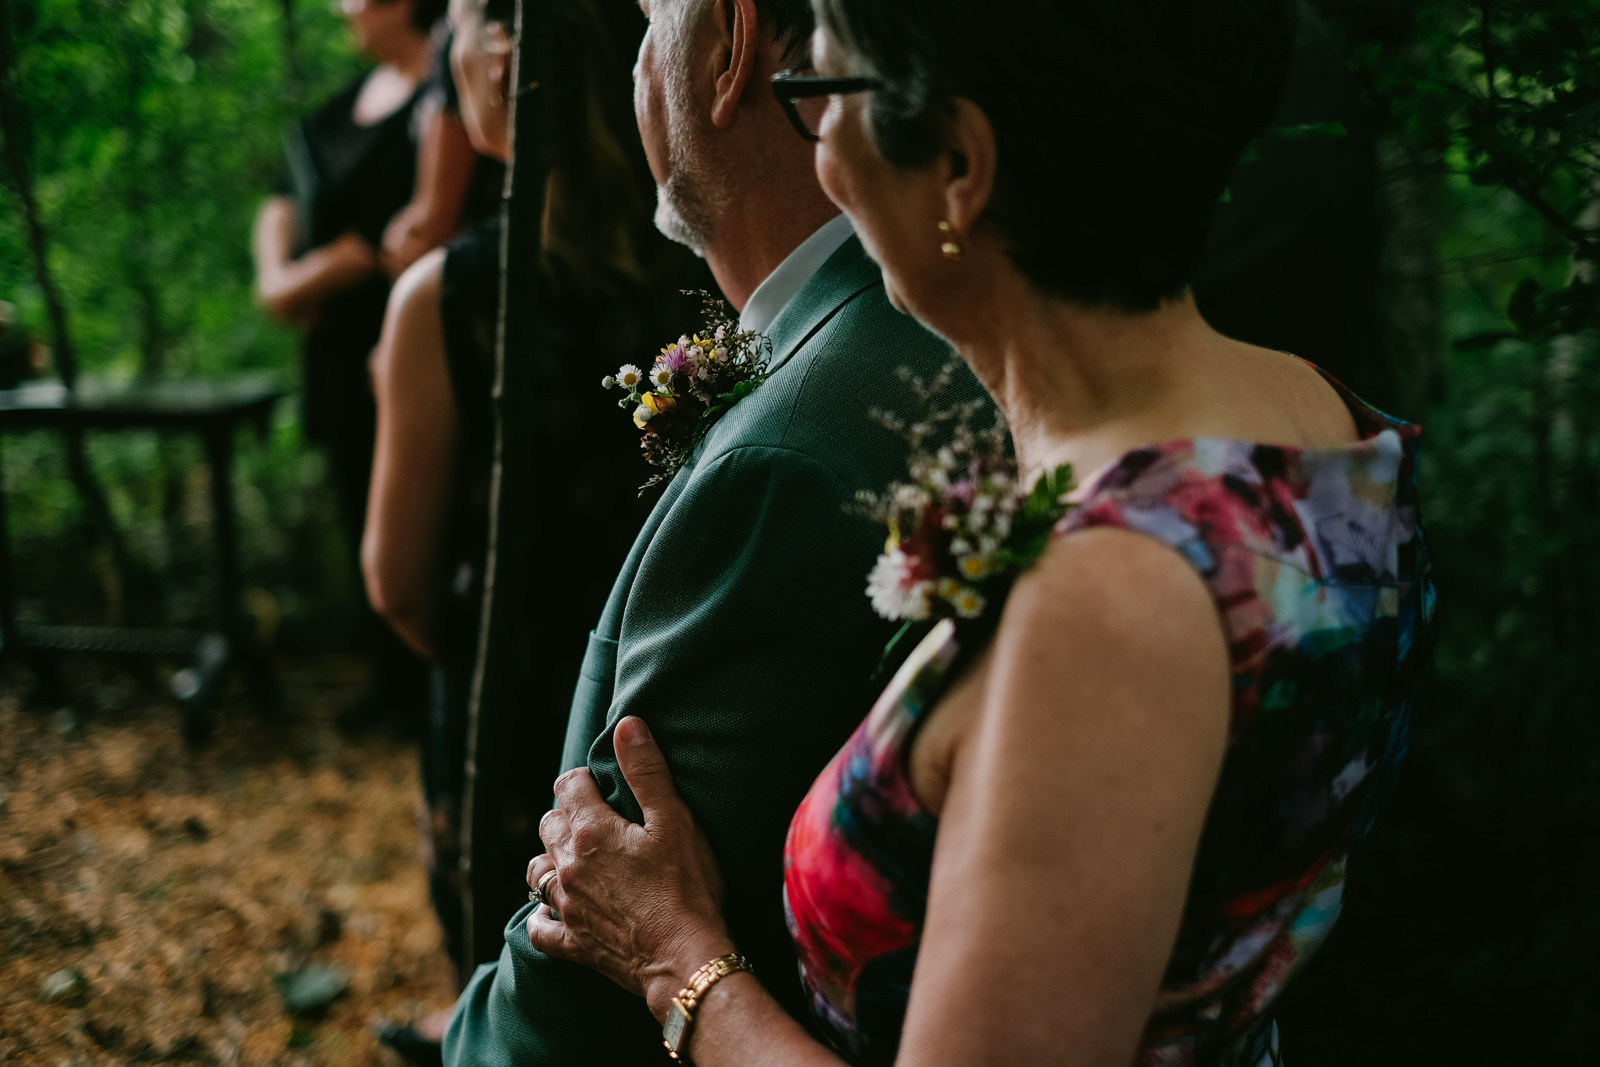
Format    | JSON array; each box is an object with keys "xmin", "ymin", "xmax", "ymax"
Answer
[
  {"xmin": 941, "ymin": 98, "xmax": 997, "ymax": 237},
  {"xmin": 709, "ymin": 0, "xmax": 761, "ymax": 129}
]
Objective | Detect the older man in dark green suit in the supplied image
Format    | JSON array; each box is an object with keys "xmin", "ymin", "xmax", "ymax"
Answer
[{"xmin": 443, "ymin": 0, "xmax": 976, "ymax": 1062}]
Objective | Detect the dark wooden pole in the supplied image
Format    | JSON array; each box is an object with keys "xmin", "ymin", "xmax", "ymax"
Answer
[{"xmin": 460, "ymin": 0, "xmax": 553, "ymax": 970}]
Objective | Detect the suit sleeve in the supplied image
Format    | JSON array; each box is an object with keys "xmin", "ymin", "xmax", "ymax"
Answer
[{"xmin": 445, "ymin": 443, "xmax": 896, "ymax": 1064}]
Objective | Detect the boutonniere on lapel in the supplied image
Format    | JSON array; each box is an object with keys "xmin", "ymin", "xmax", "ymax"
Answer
[
  {"xmin": 603, "ymin": 291, "xmax": 773, "ymax": 493},
  {"xmin": 854, "ymin": 365, "xmax": 1076, "ymax": 660}
]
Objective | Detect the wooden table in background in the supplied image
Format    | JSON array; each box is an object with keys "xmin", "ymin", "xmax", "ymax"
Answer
[{"xmin": 0, "ymin": 375, "xmax": 286, "ymax": 739}]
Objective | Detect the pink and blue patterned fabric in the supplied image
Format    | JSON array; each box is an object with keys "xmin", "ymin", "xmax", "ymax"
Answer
[{"xmin": 782, "ymin": 369, "xmax": 1436, "ymax": 1066}]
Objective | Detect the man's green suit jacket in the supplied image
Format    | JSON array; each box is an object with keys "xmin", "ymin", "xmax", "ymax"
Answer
[{"xmin": 445, "ymin": 236, "xmax": 981, "ymax": 1065}]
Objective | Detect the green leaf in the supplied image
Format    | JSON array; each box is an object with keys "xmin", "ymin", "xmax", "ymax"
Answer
[{"xmin": 871, "ymin": 620, "xmax": 920, "ymax": 683}]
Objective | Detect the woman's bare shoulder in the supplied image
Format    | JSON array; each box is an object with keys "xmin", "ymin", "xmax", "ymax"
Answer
[
  {"xmin": 391, "ymin": 246, "xmax": 447, "ymax": 313},
  {"xmin": 986, "ymin": 525, "xmax": 1229, "ymax": 737},
  {"xmin": 374, "ymin": 248, "xmax": 447, "ymax": 387}
]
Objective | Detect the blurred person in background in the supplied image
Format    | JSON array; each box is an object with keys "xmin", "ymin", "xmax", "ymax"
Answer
[
  {"xmin": 361, "ymin": 0, "xmax": 660, "ymax": 1055},
  {"xmin": 252, "ymin": 0, "xmax": 448, "ymax": 731},
  {"xmin": 381, "ymin": 22, "xmax": 506, "ymax": 280}
]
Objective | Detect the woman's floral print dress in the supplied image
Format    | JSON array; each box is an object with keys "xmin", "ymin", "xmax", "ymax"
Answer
[{"xmin": 782, "ymin": 370, "xmax": 1437, "ymax": 1067}]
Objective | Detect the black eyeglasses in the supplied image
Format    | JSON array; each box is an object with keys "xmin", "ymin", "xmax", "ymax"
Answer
[{"xmin": 771, "ymin": 69, "xmax": 882, "ymax": 143}]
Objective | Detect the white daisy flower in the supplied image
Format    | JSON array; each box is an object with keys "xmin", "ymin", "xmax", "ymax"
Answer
[
  {"xmin": 894, "ymin": 485, "xmax": 929, "ymax": 511},
  {"xmin": 866, "ymin": 549, "xmax": 933, "ymax": 621},
  {"xmin": 652, "ymin": 366, "xmax": 674, "ymax": 389},
  {"xmin": 616, "ymin": 365, "xmax": 643, "ymax": 389},
  {"xmin": 949, "ymin": 585, "xmax": 986, "ymax": 619},
  {"xmin": 958, "ymin": 554, "xmax": 990, "ymax": 580}
]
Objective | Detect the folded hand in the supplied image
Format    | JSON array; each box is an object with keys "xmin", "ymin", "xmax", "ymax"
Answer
[{"xmin": 526, "ymin": 717, "xmax": 735, "ymax": 1015}]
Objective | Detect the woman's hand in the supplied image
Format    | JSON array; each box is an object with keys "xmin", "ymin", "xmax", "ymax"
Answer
[{"xmin": 526, "ymin": 717, "xmax": 735, "ymax": 1020}]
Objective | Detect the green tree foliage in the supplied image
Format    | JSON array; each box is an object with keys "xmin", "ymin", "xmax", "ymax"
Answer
[
  {"xmin": 2, "ymin": 0, "xmax": 357, "ymax": 374},
  {"xmin": 1277, "ymin": 4, "xmax": 1600, "ymax": 1061},
  {"xmin": 0, "ymin": 0, "xmax": 363, "ymax": 642}
]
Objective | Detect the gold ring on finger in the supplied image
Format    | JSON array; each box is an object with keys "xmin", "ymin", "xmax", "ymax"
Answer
[{"xmin": 528, "ymin": 868, "xmax": 558, "ymax": 907}]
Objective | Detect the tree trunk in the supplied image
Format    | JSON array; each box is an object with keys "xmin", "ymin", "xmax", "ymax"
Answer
[
  {"xmin": 460, "ymin": 0, "xmax": 553, "ymax": 971},
  {"xmin": 1375, "ymin": 134, "xmax": 1445, "ymax": 415},
  {"xmin": 279, "ymin": 0, "xmax": 301, "ymax": 104},
  {"xmin": 0, "ymin": 0, "xmax": 134, "ymax": 620},
  {"xmin": 0, "ymin": 0, "xmax": 77, "ymax": 388}
]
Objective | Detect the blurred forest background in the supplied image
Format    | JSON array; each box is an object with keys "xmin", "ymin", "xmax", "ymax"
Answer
[{"xmin": 0, "ymin": 0, "xmax": 1596, "ymax": 1062}]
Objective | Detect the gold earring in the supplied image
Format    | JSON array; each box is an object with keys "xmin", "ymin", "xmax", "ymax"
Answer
[{"xmin": 938, "ymin": 220, "xmax": 963, "ymax": 262}]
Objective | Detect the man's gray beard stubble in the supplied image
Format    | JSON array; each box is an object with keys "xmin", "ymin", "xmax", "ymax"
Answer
[
  {"xmin": 654, "ymin": 154, "xmax": 721, "ymax": 257},
  {"xmin": 651, "ymin": 5, "xmax": 726, "ymax": 256}
]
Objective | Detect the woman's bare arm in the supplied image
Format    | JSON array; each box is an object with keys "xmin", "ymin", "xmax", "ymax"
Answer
[
  {"xmin": 253, "ymin": 196, "xmax": 379, "ymax": 323},
  {"xmin": 381, "ymin": 109, "xmax": 480, "ymax": 277},
  {"xmin": 362, "ymin": 248, "xmax": 456, "ymax": 658},
  {"xmin": 896, "ymin": 526, "xmax": 1230, "ymax": 1066}
]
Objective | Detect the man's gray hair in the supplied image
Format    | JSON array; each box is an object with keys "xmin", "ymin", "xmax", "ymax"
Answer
[{"xmin": 671, "ymin": 0, "xmax": 813, "ymax": 65}]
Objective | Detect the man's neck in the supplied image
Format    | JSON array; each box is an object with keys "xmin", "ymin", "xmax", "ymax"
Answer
[{"xmin": 701, "ymin": 193, "xmax": 842, "ymax": 312}]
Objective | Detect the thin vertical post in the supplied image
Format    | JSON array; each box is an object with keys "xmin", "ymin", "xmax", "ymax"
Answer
[{"xmin": 460, "ymin": 0, "xmax": 553, "ymax": 971}]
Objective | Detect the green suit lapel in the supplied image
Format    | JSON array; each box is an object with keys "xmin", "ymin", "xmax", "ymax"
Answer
[
  {"xmin": 587, "ymin": 237, "xmax": 880, "ymax": 641},
  {"xmin": 560, "ymin": 237, "xmax": 885, "ymax": 771},
  {"xmin": 758, "ymin": 236, "xmax": 882, "ymax": 377}
]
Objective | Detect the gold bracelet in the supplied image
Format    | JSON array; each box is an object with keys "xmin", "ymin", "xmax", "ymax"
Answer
[{"xmin": 661, "ymin": 952, "xmax": 754, "ymax": 1062}]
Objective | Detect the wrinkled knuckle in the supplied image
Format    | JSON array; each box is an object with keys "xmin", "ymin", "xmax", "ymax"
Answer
[
  {"xmin": 568, "ymin": 822, "xmax": 601, "ymax": 856},
  {"xmin": 539, "ymin": 808, "xmax": 567, "ymax": 844},
  {"xmin": 554, "ymin": 767, "xmax": 588, "ymax": 795}
]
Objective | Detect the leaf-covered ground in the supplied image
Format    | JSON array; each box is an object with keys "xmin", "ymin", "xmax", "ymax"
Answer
[{"xmin": 0, "ymin": 657, "xmax": 457, "ymax": 1065}]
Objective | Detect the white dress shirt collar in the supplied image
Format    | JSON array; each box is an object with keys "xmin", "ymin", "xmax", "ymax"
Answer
[{"xmin": 738, "ymin": 213, "xmax": 857, "ymax": 335}]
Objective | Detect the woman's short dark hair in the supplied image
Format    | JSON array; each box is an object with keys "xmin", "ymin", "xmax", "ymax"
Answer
[{"xmin": 813, "ymin": 0, "xmax": 1294, "ymax": 311}]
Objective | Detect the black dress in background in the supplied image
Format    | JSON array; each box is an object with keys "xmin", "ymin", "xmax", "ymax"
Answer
[
  {"xmin": 282, "ymin": 71, "xmax": 432, "ymax": 724},
  {"xmin": 291, "ymin": 73, "xmax": 424, "ymax": 506}
]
